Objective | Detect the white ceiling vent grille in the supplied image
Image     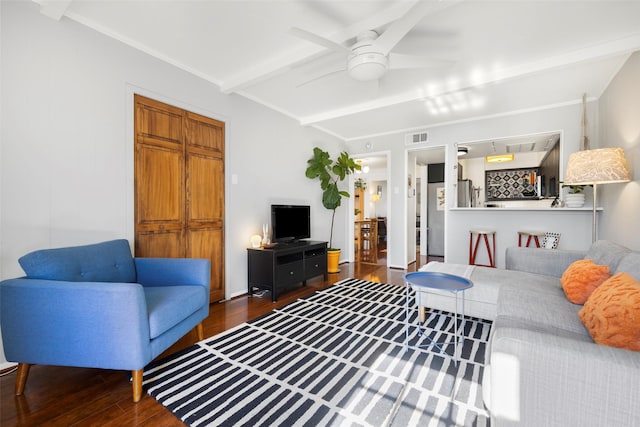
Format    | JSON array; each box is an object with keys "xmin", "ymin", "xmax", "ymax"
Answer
[
  {"xmin": 506, "ymin": 142, "xmax": 535, "ymax": 153},
  {"xmin": 405, "ymin": 131, "xmax": 429, "ymax": 145}
]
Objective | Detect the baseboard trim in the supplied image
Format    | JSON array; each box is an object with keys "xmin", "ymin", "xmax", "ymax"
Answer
[{"xmin": 0, "ymin": 362, "xmax": 18, "ymax": 376}]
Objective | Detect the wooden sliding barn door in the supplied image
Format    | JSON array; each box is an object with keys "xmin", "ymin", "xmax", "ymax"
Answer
[{"xmin": 134, "ymin": 94, "xmax": 225, "ymax": 302}]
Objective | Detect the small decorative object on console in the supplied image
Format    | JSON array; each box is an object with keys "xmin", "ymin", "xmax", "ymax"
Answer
[
  {"xmin": 262, "ymin": 223, "xmax": 271, "ymax": 245},
  {"xmin": 250, "ymin": 234, "xmax": 262, "ymax": 248}
]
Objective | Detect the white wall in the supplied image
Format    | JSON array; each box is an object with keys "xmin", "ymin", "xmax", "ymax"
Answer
[
  {"xmin": 346, "ymin": 102, "xmax": 591, "ymax": 268},
  {"xmin": 0, "ymin": 0, "xmax": 7, "ymax": 370},
  {"xmin": 0, "ymin": 1, "xmax": 345, "ymax": 297},
  {"xmin": 598, "ymin": 52, "xmax": 640, "ymax": 250}
]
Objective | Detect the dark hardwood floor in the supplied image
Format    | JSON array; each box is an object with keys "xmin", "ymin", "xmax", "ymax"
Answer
[{"xmin": 0, "ymin": 255, "xmax": 441, "ymax": 426}]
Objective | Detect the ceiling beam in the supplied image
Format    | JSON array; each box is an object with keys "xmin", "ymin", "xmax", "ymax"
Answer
[
  {"xmin": 220, "ymin": 0, "xmax": 456, "ymax": 94},
  {"xmin": 35, "ymin": 0, "xmax": 73, "ymax": 21},
  {"xmin": 219, "ymin": 45, "xmax": 330, "ymax": 94},
  {"xmin": 299, "ymin": 33, "xmax": 640, "ymax": 126}
]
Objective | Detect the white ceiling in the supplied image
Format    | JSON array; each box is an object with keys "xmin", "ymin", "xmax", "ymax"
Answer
[
  {"xmin": 457, "ymin": 131, "xmax": 560, "ymax": 159},
  {"xmin": 38, "ymin": 0, "xmax": 640, "ymax": 141}
]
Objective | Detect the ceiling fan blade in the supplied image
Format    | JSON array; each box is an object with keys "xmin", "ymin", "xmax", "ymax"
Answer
[
  {"xmin": 373, "ymin": 1, "xmax": 437, "ymax": 55},
  {"xmin": 289, "ymin": 27, "xmax": 351, "ymax": 55},
  {"xmin": 388, "ymin": 52, "xmax": 455, "ymax": 70},
  {"xmin": 297, "ymin": 66, "xmax": 347, "ymax": 88}
]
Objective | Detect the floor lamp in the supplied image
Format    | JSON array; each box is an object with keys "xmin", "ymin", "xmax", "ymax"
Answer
[{"xmin": 564, "ymin": 147, "xmax": 631, "ymax": 242}]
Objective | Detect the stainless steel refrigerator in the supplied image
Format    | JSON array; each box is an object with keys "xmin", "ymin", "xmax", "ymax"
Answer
[{"xmin": 457, "ymin": 179, "xmax": 475, "ymax": 207}]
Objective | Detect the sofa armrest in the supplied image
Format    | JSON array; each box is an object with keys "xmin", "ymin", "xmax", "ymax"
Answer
[
  {"xmin": 134, "ymin": 258, "xmax": 210, "ymax": 291},
  {"xmin": 489, "ymin": 323, "xmax": 640, "ymax": 426},
  {"xmin": 505, "ymin": 247, "xmax": 585, "ymax": 278},
  {"xmin": 0, "ymin": 278, "xmax": 151, "ymax": 370}
]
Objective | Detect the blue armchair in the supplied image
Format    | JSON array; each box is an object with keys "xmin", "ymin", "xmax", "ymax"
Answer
[{"xmin": 0, "ymin": 239, "xmax": 210, "ymax": 402}]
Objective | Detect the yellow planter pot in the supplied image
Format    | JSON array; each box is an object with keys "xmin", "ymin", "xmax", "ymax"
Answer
[{"xmin": 327, "ymin": 249, "xmax": 341, "ymax": 273}]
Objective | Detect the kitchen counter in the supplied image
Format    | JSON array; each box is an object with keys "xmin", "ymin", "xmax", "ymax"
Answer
[
  {"xmin": 451, "ymin": 207, "xmax": 601, "ymax": 211},
  {"xmin": 446, "ymin": 206, "xmax": 598, "ymax": 268}
]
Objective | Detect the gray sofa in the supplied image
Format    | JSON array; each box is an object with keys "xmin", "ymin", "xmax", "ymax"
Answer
[{"xmin": 417, "ymin": 240, "xmax": 640, "ymax": 426}]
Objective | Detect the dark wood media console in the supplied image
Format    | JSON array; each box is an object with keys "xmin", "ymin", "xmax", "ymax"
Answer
[{"xmin": 247, "ymin": 240, "xmax": 328, "ymax": 302}]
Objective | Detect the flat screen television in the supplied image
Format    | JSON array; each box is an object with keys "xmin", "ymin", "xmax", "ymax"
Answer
[{"xmin": 271, "ymin": 204, "xmax": 311, "ymax": 243}]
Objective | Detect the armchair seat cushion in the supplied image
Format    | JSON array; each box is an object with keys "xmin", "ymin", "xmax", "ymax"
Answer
[
  {"xmin": 18, "ymin": 239, "xmax": 136, "ymax": 283},
  {"xmin": 145, "ymin": 286, "xmax": 207, "ymax": 339}
]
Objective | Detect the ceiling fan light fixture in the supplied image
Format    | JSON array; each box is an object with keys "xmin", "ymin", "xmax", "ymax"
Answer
[
  {"xmin": 348, "ymin": 52, "xmax": 388, "ymax": 81},
  {"xmin": 291, "ymin": 1, "xmax": 446, "ymax": 86}
]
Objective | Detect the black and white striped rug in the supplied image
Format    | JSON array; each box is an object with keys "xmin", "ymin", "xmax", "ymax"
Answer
[{"xmin": 144, "ymin": 278, "xmax": 491, "ymax": 426}]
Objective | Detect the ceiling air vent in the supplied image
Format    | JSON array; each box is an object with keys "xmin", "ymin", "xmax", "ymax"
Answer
[
  {"xmin": 405, "ymin": 131, "xmax": 428, "ymax": 145},
  {"xmin": 507, "ymin": 142, "xmax": 535, "ymax": 153}
]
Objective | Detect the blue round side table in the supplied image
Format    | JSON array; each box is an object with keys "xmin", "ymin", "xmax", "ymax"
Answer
[{"xmin": 403, "ymin": 271, "xmax": 473, "ymax": 363}]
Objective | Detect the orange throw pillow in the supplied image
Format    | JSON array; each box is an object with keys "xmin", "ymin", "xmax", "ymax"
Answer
[
  {"xmin": 579, "ymin": 272, "xmax": 640, "ymax": 351},
  {"xmin": 560, "ymin": 259, "xmax": 611, "ymax": 304}
]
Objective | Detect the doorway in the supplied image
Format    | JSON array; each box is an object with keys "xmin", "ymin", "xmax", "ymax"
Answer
[
  {"xmin": 350, "ymin": 152, "xmax": 390, "ymax": 267},
  {"xmin": 408, "ymin": 146, "xmax": 446, "ymax": 269}
]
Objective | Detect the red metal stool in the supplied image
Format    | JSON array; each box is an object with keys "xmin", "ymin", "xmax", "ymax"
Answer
[
  {"xmin": 517, "ymin": 231, "xmax": 546, "ymax": 248},
  {"xmin": 469, "ymin": 230, "xmax": 496, "ymax": 268}
]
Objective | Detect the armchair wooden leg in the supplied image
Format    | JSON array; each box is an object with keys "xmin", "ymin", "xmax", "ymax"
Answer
[
  {"xmin": 132, "ymin": 369, "xmax": 143, "ymax": 403},
  {"xmin": 196, "ymin": 322, "xmax": 204, "ymax": 341},
  {"xmin": 15, "ymin": 363, "xmax": 31, "ymax": 396}
]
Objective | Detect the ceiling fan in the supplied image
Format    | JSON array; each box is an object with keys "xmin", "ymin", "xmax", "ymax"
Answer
[{"xmin": 290, "ymin": 1, "xmax": 454, "ymax": 84}]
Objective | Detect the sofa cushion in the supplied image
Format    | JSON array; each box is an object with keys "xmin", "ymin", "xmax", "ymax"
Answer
[
  {"xmin": 18, "ymin": 239, "xmax": 136, "ymax": 283},
  {"xmin": 491, "ymin": 315, "xmax": 595, "ymax": 351},
  {"xmin": 579, "ymin": 272, "xmax": 640, "ymax": 351},
  {"xmin": 417, "ymin": 262, "xmax": 565, "ymax": 320},
  {"xmin": 473, "ymin": 265, "xmax": 559, "ymax": 293},
  {"xmin": 491, "ymin": 271, "xmax": 564, "ymax": 297},
  {"xmin": 505, "ymin": 246, "xmax": 586, "ymax": 278},
  {"xmin": 145, "ymin": 285, "xmax": 206, "ymax": 339},
  {"xmin": 585, "ymin": 240, "xmax": 631, "ymax": 273},
  {"xmin": 615, "ymin": 252, "xmax": 640, "ymax": 280},
  {"xmin": 498, "ymin": 285, "xmax": 589, "ymax": 336},
  {"xmin": 560, "ymin": 259, "xmax": 611, "ymax": 304}
]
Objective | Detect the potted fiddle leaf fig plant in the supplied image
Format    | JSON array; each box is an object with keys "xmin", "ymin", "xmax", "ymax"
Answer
[{"xmin": 305, "ymin": 147, "xmax": 360, "ymax": 273}]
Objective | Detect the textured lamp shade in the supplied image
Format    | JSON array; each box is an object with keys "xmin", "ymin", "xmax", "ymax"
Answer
[
  {"xmin": 564, "ymin": 147, "xmax": 631, "ymax": 185},
  {"xmin": 564, "ymin": 147, "xmax": 631, "ymax": 243}
]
